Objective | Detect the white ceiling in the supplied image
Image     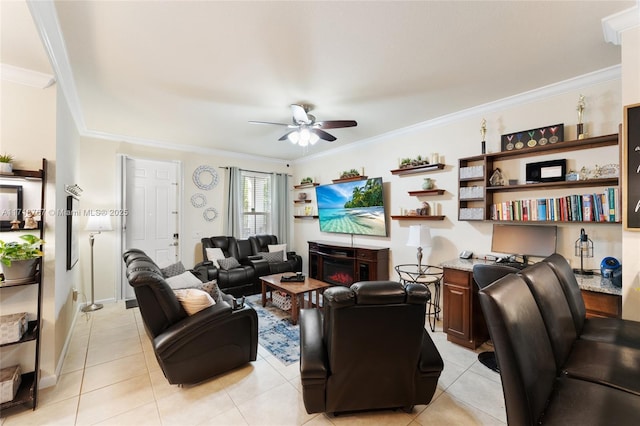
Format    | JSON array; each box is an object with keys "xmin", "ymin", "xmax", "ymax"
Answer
[{"xmin": 1, "ymin": 1, "xmax": 635, "ymax": 161}]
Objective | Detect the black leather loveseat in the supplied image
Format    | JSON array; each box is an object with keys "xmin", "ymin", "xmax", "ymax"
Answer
[
  {"xmin": 195, "ymin": 235, "xmax": 302, "ymax": 297},
  {"xmin": 123, "ymin": 249, "xmax": 258, "ymax": 385},
  {"xmin": 478, "ymin": 253, "xmax": 640, "ymax": 425}
]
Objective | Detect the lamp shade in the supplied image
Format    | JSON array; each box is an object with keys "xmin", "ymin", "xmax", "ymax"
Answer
[
  {"xmin": 406, "ymin": 225, "xmax": 432, "ymax": 248},
  {"xmin": 85, "ymin": 215, "xmax": 113, "ymax": 232}
]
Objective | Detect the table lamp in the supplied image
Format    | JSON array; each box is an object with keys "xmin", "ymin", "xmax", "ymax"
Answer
[
  {"xmin": 83, "ymin": 215, "xmax": 113, "ymax": 312},
  {"xmin": 573, "ymin": 228, "xmax": 594, "ymax": 276},
  {"xmin": 407, "ymin": 225, "xmax": 432, "ymax": 273}
]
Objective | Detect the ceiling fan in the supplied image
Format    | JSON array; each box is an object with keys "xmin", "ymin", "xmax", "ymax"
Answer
[{"xmin": 249, "ymin": 104, "xmax": 357, "ymax": 146}]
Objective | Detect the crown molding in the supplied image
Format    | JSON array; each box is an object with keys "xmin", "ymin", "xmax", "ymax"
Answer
[
  {"xmin": 27, "ymin": 0, "xmax": 86, "ymax": 129},
  {"xmin": 602, "ymin": 3, "xmax": 640, "ymax": 45},
  {"xmin": 296, "ymin": 65, "xmax": 621, "ymax": 164},
  {"xmin": 0, "ymin": 63, "xmax": 55, "ymax": 88}
]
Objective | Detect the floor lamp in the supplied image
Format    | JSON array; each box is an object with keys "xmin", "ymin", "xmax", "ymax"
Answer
[
  {"xmin": 407, "ymin": 225, "xmax": 432, "ymax": 273},
  {"xmin": 83, "ymin": 215, "xmax": 113, "ymax": 312}
]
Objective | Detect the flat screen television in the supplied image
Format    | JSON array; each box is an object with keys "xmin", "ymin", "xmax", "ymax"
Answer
[
  {"xmin": 491, "ymin": 224, "xmax": 557, "ymax": 266},
  {"xmin": 315, "ymin": 177, "xmax": 388, "ymax": 236}
]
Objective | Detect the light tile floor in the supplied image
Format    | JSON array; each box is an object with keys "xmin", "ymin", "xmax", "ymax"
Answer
[{"xmin": 1, "ymin": 302, "xmax": 506, "ymax": 425}]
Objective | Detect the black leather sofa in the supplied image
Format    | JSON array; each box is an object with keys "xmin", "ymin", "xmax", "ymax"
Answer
[
  {"xmin": 123, "ymin": 249, "xmax": 258, "ymax": 385},
  {"xmin": 478, "ymin": 254, "xmax": 640, "ymax": 425},
  {"xmin": 299, "ymin": 281, "xmax": 444, "ymax": 414},
  {"xmin": 195, "ymin": 235, "xmax": 302, "ymax": 297}
]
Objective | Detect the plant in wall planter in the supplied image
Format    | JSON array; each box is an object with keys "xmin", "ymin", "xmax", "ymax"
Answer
[
  {"xmin": 0, "ymin": 234, "xmax": 44, "ymax": 283},
  {"xmin": 340, "ymin": 169, "xmax": 361, "ymax": 179},
  {"xmin": 0, "ymin": 153, "xmax": 14, "ymax": 174}
]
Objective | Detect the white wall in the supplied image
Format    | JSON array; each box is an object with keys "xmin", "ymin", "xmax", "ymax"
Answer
[{"xmin": 293, "ymin": 77, "xmax": 624, "ymax": 287}]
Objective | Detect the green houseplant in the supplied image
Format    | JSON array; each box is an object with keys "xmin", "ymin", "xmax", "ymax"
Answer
[
  {"xmin": 0, "ymin": 234, "xmax": 44, "ymax": 282},
  {"xmin": 0, "ymin": 153, "xmax": 14, "ymax": 174}
]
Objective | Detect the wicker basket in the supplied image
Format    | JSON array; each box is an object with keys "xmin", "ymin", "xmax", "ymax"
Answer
[
  {"xmin": 0, "ymin": 365, "xmax": 21, "ymax": 404},
  {"xmin": 272, "ymin": 291, "xmax": 292, "ymax": 311},
  {"xmin": 0, "ymin": 312, "xmax": 28, "ymax": 345}
]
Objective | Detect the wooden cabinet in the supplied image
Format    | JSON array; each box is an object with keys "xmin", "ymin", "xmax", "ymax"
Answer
[
  {"xmin": 308, "ymin": 241, "xmax": 389, "ymax": 286},
  {"xmin": 458, "ymin": 133, "xmax": 620, "ymax": 222},
  {"xmin": 442, "ymin": 267, "xmax": 488, "ymax": 349},
  {"xmin": 0, "ymin": 159, "xmax": 46, "ymax": 411},
  {"xmin": 582, "ymin": 289, "xmax": 622, "ymax": 318}
]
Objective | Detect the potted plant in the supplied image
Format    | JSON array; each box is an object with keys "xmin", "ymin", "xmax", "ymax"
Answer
[
  {"xmin": 0, "ymin": 234, "xmax": 44, "ymax": 282},
  {"xmin": 0, "ymin": 153, "xmax": 14, "ymax": 174}
]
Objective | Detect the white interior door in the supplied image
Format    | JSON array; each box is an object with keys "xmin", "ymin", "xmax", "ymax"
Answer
[{"xmin": 122, "ymin": 157, "xmax": 180, "ymax": 300}]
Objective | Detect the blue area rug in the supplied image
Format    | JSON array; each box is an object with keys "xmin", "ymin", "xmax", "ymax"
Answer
[{"xmin": 246, "ymin": 295, "xmax": 300, "ymax": 365}]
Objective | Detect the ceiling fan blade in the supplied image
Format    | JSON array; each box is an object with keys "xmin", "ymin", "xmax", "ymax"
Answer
[
  {"xmin": 278, "ymin": 130, "xmax": 297, "ymax": 141},
  {"xmin": 314, "ymin": 120, "xmax": 358, "ymax": 129},
  {"xmin": 249, "ymin": 120, "xmax": 295, "ymax": 127},
  {"xmin": 291, "ymin": 104, "xmax": 311, "ymax": 124},
  {"xmin": 311, "ymin": 128, "xmax": 337, "ymax": 142}
]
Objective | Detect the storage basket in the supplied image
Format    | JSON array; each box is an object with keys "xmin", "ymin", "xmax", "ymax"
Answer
[
  {"xmin": 459, "ymin": 186, "xmax": 484, "ymax": 200},
  {"xmin": 0, "ymin": 365, "xmax": 22, "ymax": 404},
  {"xmin": 459, "ymin": 165, "xmax": 484, "ymax": 179},
  {"xmin": 459, "ymin": 208, "xmax": 485, "ymax": 220},
  {"xmin": 0, "ymin": 312, "xmax": 28, "ymax": 345},
  {"xmin": 272, "ymin": 291, "xmax": 292, "ymax": 311}
]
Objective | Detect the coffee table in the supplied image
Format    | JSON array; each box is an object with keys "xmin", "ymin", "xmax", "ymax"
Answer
[{"xmin": 260, "ymin": 273, "xmax": 331, "ymax": 325}]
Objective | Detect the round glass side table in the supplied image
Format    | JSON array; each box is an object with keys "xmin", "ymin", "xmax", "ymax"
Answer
[{"xmin": 395, "ymin": 264, "xmax": 443, "ymax": 332}]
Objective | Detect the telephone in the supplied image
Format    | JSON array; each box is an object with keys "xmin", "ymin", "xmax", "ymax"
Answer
[{"xmin": 459, "ymin": 250, "xmax": 473, "ymax": 259}]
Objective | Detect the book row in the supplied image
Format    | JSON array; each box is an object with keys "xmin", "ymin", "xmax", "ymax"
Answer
[{"xmin": 490, "ymin": 188, "xmax": 620, "ymax": 222}]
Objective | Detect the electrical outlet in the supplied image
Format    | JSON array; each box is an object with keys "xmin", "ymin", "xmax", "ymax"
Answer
[{"xmin": 72, "ymin": 288, "xmax": 78, "ymax": 302}]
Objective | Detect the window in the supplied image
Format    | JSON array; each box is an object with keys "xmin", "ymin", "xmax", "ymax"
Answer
[{"xmin": 241, "ymin": 170, "xmax": 271, "ymax": 238}]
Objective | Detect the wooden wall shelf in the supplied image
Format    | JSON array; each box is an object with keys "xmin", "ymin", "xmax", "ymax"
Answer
[
  {"xmin": 294, "ymin": 183, "xmax": 319, "ymax": 189},
  {"xmin": 390, "ymin": 163, "xmax": 445, "ymax": 176},
  {"xmin": 332, "ymin": 176, "xmax": 368, "ymax": 183},
  {"xmin": 294, "ymin": 199, "xmax": 312, "ymax": 204},
  {"xmin": 391, "ymin": 215, "xmax": 445, "ymax": 221},
  {"xmin": 408, "ymin": 189, "xmax": 446, "ymax": 196},
  {"xmin": 294, "ymin": 215, "xmax": 318, "ymax": 219}
]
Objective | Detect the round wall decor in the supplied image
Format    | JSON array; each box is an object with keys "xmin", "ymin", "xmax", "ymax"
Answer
[
  {"xmin": 190, "ymin": 193, "xmax": 207, "ymax": 208},
  {"xmin": 203, "ymin": 207, "xmax": 218, "ymax": 222},
  {"xmin": 192, "ymin": 165, "xmax": 219, "ymax": 190}
]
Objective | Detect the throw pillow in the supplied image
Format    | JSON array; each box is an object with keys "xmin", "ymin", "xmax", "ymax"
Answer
[
  {"xmin": 261, "ymin": 251, "xmax": 284, "ymax": 263},
  {"xmin": 165, "ymin": 271, "xmax": 203, "ymax": 289},
  {"xmin": 160, "ymin": 261, "xmax": 186, "ymax": 278},
  {"xmin": 218, "ymin": 257, "xmax": 241, "ymax": 270},
  {"xmin": 173, "ymin": 288, "xmax": 215, "ymax": 315},
  {"xmin": 205, "ymin": 247, "xmax": 226, "ymax": 268},
  {"xmin": 268, "ymin": 244, "xmax": 288, "ymax": 261},
  {"xmin": 201, "ymin": 280, "xmax": 224, "ymax": 303}
]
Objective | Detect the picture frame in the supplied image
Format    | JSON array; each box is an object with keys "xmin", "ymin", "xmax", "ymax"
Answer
[
  {"xmin": 0, "ymin": 185, "xmax": 23, "ymax": 230},
  {"xmin": 67, "ymin": 195, "xmax": 80, "ymax": 270},
  {"xmin": 623, "ymin": 103, "xmax": 640, "ymax": 230}
]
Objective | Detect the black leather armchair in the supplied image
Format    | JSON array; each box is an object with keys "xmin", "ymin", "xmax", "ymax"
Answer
[
  {"xmin": 123, "ymin": 249, "xmax": 258, "ymax": 385},
  {"xmin": 249, "ymin": 234, "xmax": 302, "ymax": 274},
  {"xmin": 195, "ymin": 236, "xmax": 269, "ymax": 297},
  {"xmin": 299, "ymin": 281, "xmax": 444, "ymax": 414}
]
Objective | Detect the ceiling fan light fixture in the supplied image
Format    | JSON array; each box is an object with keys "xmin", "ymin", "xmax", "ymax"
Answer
[{"xmin": 287, "ymin": 131, "xmax": 299, "ymax": 144}]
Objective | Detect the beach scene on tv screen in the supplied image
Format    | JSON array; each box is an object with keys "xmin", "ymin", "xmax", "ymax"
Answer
[{"xmin": 316, "ymin": 178, "xmax": 387, "ymax": 236}]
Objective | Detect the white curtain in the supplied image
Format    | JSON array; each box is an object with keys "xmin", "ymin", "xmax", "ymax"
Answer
[
  {"xmin": 272, "ymin": 173, "xmax": 291, "ymax": 246},
  {"xmin": 224, "ymin": 167, "xmax": 243, "ymax": 237}
]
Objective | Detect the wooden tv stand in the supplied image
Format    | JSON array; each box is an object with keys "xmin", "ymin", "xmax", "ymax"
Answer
[{"xmin": 308, "ymin": 241, "xmax": 389, "ymax": 286}]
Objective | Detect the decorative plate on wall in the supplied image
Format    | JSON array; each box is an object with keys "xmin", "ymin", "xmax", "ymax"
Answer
[
  {"xmin": 203, "ymin": 207, "xmax": 218, "ymax": 222},
  {"xmin": 191, "ymin": 193, "xmax": 207, "ymax": 208},
  {"xmin": 193, "ymin": 165, "xmax": 219, "ymax": 190}
]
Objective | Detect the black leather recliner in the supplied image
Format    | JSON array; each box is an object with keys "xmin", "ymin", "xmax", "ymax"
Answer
[
  {"xmin": 299, "ymin": 281, "xmax": 444, "ymax": 414},
  {"xmin": 249, "ymin": 234, "xmax": 302, "ymax": 274},
  {"xmin": 122, "ymin": 249, "xmax": 258, "ymax": 385}
]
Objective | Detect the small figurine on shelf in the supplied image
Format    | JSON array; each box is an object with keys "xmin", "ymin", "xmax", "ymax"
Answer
[
  {"xmin": 23, "ymin": 211, "xmax": 38, "ymax": 229},
  {"xmin": 418, "ymin": 202, "xmax": 430, "ymax": 216},
  {"xmin": 489, "ymin": 168, "xmax": 505, "ymax": 186},
  {"xmin": 577, "ymin": 94, "xmax": 587, "ymax": 140},
  {"xmin": 10, "ymin": 219, "xmax": 21, "ymax": 230}
]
